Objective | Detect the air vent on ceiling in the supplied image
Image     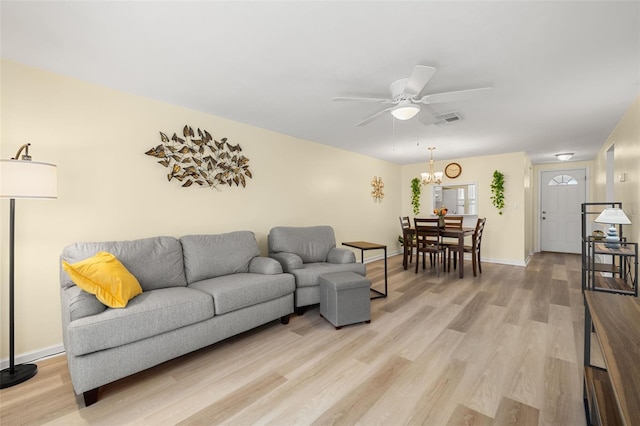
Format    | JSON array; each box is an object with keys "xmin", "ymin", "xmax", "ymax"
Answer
[{"xmin": 435, "ymin": 112, "xmax": 463, "ymax": 126}]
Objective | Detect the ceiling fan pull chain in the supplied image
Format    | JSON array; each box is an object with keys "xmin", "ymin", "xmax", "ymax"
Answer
[{"xmin": 392, "ymin": 116, "xmax": 396, "ymax": 151}]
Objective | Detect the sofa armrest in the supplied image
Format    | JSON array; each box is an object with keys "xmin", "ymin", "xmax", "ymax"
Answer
[
  {"xmin": 327, "ymin": 247, "xmax": 356, "ymax": 264},
  {"xmin": 62, "ymin": 285, "xmax": 107, "ymax": 322},
  {"xmin": 270, "ymin": 252, "xmax": 303, "ymax": 273},
  {"xmin": 249, "ymin": 256, "xmax": 284, "ymax": 275}
]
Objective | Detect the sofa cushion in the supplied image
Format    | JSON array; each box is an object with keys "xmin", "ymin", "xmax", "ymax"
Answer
[
  {"xmin": 181, "ymin": 232, "xmax": 260, "ymax": 283},
  {"xmin": 268, "ymin": 226, "xmax": 337, "ymax": 263},
  {"xmin": 290, "ymin": 262, "xmax": 367, "ymax": 288},
  {"xmin": 67, "ymin": 287, "xmax": 214, "ymax": 356},
  {"xmin": 189, "ymin": 273, "xmax": 295, "ymax": 315},
  {"xmin": 62, "ymin": 252, "xmax": 143, "ymax": 308},
  {"xmin": 61, "ymin": 237, "xmax": 187, "ymax": 291}
]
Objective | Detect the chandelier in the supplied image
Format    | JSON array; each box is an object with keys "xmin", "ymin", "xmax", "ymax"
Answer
[{"xmin": 420, "ymin": 147, "xmax": 443, "ymax": 185}]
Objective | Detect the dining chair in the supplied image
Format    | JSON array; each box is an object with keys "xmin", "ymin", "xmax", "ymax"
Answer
[
  {"xmin": 448, "ymin": 217, "xmax": 487, "ymax": 277},
  {"xmin": 399, "ymin": 216, "xmax": 415, "ymax": 270},
  {"xmin": 441, "ymin": 215, "xmax": 463, "ymax": 250},
  {"xmin": 414, "ymin": 218, "xmax": 447, "ymax": 276}
]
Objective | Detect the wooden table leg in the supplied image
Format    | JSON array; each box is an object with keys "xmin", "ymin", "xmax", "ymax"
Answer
[
  {"xmin": 458, "ymin": 234, "xmax": 464, "ymax": 279},
  {"xmin": 402, "ymin": 244, "xmax": 408, "ymax": 270}
]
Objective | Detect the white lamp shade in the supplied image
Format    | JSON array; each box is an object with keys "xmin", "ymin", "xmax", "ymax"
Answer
[
  {"xmin": 594, "ymin": 208, "xmax": 631, "ymax": 225},
  {"xmin": 0, "ymin": 159, "xmax": 57, "ymax": 199},
  {"xmin": 391, "ymin": 104, "xmax": 420, "ymax": 120}
]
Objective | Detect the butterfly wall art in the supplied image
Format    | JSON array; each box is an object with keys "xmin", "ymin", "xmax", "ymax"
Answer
[{"xmin": 145, "ymin": 125, "xmax": 252, "ymax": 190}]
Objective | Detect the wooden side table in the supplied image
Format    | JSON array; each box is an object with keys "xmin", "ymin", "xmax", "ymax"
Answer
[
  {"xmin": 583, "ymin": 290, "xmax": 640, "ymax": 425},
  {"xmin": 342, "ymin": 241, "xmax": 387, "ymax": 299}
]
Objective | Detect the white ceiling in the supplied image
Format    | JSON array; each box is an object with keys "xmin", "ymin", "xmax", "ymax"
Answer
[{"xmin": 1, "ymin": 1, "xmax": 638, "ymax": 165}]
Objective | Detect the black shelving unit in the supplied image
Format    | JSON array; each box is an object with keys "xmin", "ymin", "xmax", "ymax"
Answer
[{"xmin": 581, "ymin": 202, "xmax": 638, "ymax": 296}]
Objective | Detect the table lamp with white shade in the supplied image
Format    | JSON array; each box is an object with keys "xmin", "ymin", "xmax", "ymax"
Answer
[
  {"xmin": 594, "ymin": 207, "xmax": 631, "ymax": 249},
  {"xmin": 0, "ymin": 143, "xmax": 57, "ymax": 388}
]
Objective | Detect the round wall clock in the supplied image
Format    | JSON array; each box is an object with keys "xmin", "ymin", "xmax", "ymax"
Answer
[{"xmin": 445, "ymin": 162, "xmax": 462, "ymax": 179}]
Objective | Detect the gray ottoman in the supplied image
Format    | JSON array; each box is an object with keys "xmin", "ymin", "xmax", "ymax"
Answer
[{"xmin": 319, "ymin": 271, "xmax": 371, "ymax": 329}]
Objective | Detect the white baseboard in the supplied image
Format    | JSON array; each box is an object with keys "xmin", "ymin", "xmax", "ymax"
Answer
[
  {"xmin": 397, "ymin": 250, "xmax": 527, "ymax": 267},
  {"xmin": 483, "ymin": 257, "xmax": 528, "ymax": 267},
  {"xmin": 1, "ymin": 344, "xmax": 65, "ymax": 370},
  {"xmin": 363, "ymin": 249, "xmax": 402, "ymax": 263}
]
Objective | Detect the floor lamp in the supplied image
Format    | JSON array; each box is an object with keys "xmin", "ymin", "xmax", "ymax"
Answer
[{"xmin": 0, "ymin": 143, "xmax": 57, "ymax": 389}]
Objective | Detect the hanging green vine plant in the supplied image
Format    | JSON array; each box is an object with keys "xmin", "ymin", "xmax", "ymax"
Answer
[
  {"xmin": 490, "ymin": 170, "xmax": 505, "ymax": 215},
  {"xmin": 411, "ymin": 177, "xmax": 421, "ymax": 215}
]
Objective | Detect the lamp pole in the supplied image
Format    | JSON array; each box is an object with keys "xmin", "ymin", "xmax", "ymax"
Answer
[
  {"xmin": 9, "ymin": 197, "xmax": 16, "ymax": 374},
  {"xmin": 0, "ymin": 199, "xmax": 39, "ymax": 388}
]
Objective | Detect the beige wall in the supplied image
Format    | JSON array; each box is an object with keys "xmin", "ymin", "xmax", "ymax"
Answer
[
  {"xmin": 400, "ymin": 151, "xmax": 529, "ymax": 265},
  {"xmin": 593, "ymin": 96, "xmax": 640, "ymax": 244},
  {"xmin": 523, "ymin": 155, "xmax": 534, "ymax": 260},
  {"xmin": 1, "ymin": 60, "xmax": 403, "ymax": 360}
]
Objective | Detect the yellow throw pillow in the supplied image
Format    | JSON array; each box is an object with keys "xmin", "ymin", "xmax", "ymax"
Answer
[{"xmin": 62, "ymin": 252, "xmax": 142, "ymax": 308}]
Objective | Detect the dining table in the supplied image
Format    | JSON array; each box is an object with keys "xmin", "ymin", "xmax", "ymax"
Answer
[{"xmin": 406, "ymin": 224, "xmax": 475, "ymax": 278}]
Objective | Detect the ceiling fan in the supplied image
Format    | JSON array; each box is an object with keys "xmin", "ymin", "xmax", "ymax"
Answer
[{"xmin": 333, "ymin": 65, "xmax": 492, "ymax": 127}]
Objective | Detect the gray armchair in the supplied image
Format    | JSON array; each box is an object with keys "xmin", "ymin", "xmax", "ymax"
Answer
[{"xmin": 268, "ymin": 226, "xmax": 366, "ymax": 313}]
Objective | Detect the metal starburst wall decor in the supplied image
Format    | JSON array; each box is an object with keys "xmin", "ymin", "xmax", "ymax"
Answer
[
  {"xmin": 145, "ymin": 125, "xmax": 252, "ymax": 190},
  {"xmin": 371, "ymin": 176, "xmax": 384, "ymax": 201}
]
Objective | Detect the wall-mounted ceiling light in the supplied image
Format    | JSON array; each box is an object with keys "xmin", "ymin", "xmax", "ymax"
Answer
[
  {"xmin": 391, "ymin": 100, "xmax": 420, "ymax": 120},
  {"xmin": 555, "ymin": 153, "xmax": 574, "ymax": 161},
  {"xmin": 420, "ymin": 147, "xmax": 443, "ymax": 185}
]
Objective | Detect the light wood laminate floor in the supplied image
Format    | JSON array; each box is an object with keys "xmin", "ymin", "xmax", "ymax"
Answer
[{"xmin": 0, "ymin": 252, "xmax": 587, "ymax": 425}]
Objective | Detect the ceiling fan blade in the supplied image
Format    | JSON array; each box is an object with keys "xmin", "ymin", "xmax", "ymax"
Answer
[
  {"xmin": 356, "ymin": 107, "xmax": 395, "ymax": 126},
  {"xmin": 404, "ymin": 65, "xmax": 437, "ymax": 96},
  {"xmin": 333, "ymin": 96, "xmax": 393, "ymax": 103},
  {"xmin": 419, "ymin": 87, "xmax": 492, "ymax": 104}
]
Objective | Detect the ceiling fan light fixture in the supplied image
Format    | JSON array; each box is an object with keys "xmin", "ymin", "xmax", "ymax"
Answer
[
  {"xmin": 555, "ymin": 153, "xmax": 574, "ymax": 161},
  {"xmin": 391, "ymin": 103, "xmax": 420, "ymax": 120}
]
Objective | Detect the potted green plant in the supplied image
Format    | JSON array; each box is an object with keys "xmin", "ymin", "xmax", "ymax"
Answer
[
  {"xmin": 490, "ymin": 170, "xmax": 505, "ymax": 215},
  {"xmin": 411, "ymin": 177, "xmax": 421, "ymax": 215}
]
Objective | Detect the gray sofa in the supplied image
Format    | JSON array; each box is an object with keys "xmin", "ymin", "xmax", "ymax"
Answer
[
  {"xmin": 268, "ymin": 226, "xmax": 366, "ymax": 312},
  {"xmin": 60, "ymin": 231, "xmax": 295, "ymax": 406}
]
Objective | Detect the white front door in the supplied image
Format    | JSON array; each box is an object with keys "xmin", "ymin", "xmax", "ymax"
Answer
[{"xmin": 540, "ymin": 169, "xmax": 586, "ymax": 253}]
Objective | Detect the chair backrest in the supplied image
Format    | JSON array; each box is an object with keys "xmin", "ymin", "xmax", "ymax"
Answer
[
  {"xmin": 414, "ymin": 218, "xmax": 441, "ymax": 247},
  {"xmin": 473, "ymin": 218, "xmax": 487, "ymax": 249},
  {"xmin": 399, "ymin": 216, "xmax": 411, "ymax": 230},
  {"xmin": 268, "ymin": 226, "xmax": 336, "ymax": 263},
  {"xmin": 443, "ymin": 215, "xmax": 463, "ymax": 229}
]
